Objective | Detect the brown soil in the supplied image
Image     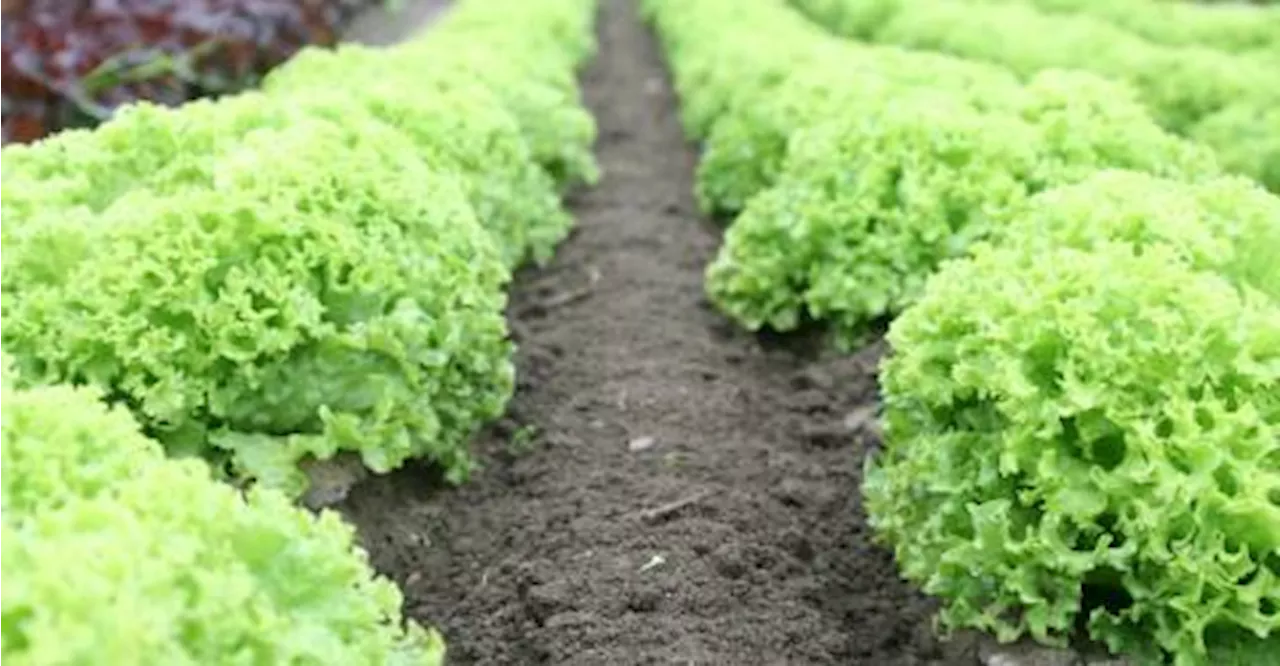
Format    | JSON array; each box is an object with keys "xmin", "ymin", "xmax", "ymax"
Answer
[{"xmin": 339, "ymin": 0, "xmax": 981, "ymax": 663}]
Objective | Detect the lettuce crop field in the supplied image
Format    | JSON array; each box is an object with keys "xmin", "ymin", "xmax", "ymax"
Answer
[{"xmin": 1, "ymin": 0, "xmax": 1277, "ymax": 665}]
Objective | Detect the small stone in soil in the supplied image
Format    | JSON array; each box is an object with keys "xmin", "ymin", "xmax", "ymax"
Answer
[
  {"xmin": 978, "ymin": 638, "xmax": 1083, "ymax": 666},
  {"xmin": 544, "ymin": 611, "xmax": 592, "ymax": 629},
  {"xmin": 639, "ymin": 554, "xmax": 666, "ymax": 572},
  {"xmin": 843, "ymin": 404, "xmax": 880, "ymax": 433},
  {"xmin": 629, "ymin": 435, "xmax": 656, "ymax": 452}
]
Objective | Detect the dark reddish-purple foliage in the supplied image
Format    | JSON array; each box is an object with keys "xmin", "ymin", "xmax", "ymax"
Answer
[{"xmin": 1, "ymin": 0, "xmax": 376, "ymax": 143}]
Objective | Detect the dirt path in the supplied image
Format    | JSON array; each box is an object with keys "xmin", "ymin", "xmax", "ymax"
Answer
[
  {"xmin": 341, "ymin": 0, "xmax": 450, "ymax": 45},
  {"xmin": 340, "ymin": 0, "xmax": 978, "ymax": 663}
]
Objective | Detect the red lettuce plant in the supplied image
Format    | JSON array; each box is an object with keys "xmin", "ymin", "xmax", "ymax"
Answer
[{"xmin": 1, "ymin": 0, "xmax": 376, "ymax": 143}]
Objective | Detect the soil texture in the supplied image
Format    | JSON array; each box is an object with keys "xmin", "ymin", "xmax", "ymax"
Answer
[{"xmin": 339, "ymin": 0, "xmax": 980, "ymax": 663}]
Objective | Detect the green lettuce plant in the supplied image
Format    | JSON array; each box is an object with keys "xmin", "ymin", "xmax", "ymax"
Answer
[
  {"xmin": 2, "ymin": 121, "xmax": 513, "ymax": 495},
  {"xmin": 792, "ymin": 0, "xmax": 1280, "ymax": 189},
  {"xmin": 706, "ymin": 72, "xmax": 1217, "ymax": 347},
  {"xmin": 870, "ymin": 170, "xmax": 1280, "ymax": 664},
  {"xmin": 1, "ymin": 379, "xmax": 444, "ymax": 665}
]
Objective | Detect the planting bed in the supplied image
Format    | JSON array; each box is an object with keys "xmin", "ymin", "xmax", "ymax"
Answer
[{"xmin": 338, "ymin": 0, "xmax": 972, "ymax": 663}]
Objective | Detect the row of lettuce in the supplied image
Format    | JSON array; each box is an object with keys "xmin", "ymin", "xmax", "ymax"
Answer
[
  {"xmin": 988, "ymin": 0, "xmax": 1280, "ymax": 52},
  {"xmin": 0, "ymin": 0, "xmax": 598, "ymax": 662},
  {"xmin": 645, "ymin": 0, "xmax": 1279, "ymax": 664},
  {"xmin": 791, "ymin": 0, "xmax": 1280, "ymax": 192}
]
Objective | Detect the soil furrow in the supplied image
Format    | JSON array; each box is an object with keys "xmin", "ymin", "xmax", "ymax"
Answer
[{"xmin": 339, "ymin": 0, "xmax": 977, "ymax": 663}]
